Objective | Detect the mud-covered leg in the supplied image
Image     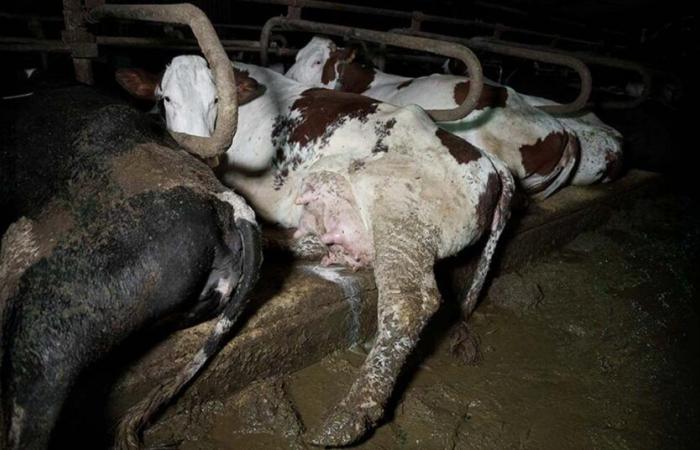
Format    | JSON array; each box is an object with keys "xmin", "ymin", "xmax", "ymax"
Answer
[{"xmin": 307, "ymin": 215, "xmax": 440, "ymax": 447}]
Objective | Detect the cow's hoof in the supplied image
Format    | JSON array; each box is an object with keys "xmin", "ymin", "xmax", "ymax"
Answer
[
  {"xmin": 305, "ymin": 406, "xmax": 372, "ymax": 447},
  {"xmin": 449, "ymin": 321, "xmax": 482, "ymax": 365}
]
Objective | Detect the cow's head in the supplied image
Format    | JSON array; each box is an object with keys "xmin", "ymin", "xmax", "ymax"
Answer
[
  {"xmin": 285, "ymin": 36, "xmax": 356, "ymax": 89},
  {"xmin": 117, "ymin": 55, "xmax": 264, "ymax": 138}
]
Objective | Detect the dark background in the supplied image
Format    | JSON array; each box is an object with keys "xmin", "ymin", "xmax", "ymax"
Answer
[{"xmin": 0, "ymin": 0, "xmax": 696, "ymax": 177}]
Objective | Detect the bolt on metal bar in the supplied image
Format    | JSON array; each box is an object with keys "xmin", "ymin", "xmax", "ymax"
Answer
[
  {"xmin": 260, "ymin": 16, "xmax": 484, "ymax": 122},
  {"xmin": 87, "ymin": 3, "xmax": 238, "ymax": 161},
  {"xmin": 390, "ymin": 29, "xmax": 592, "ymax": 115}
]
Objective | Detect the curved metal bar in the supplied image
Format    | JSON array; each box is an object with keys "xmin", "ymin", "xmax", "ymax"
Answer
[
  {"xmin": 241, "ymin": 0, "xmax": 628, "ymax": 51},
  {"xmin": 569, "ymin": 53, "xmax": 652, "ymax": 109},
  {"xmin": 87, "ymin": 3, "xmax": 237, "ymax": 161},
  {"xmin": 260, "ymin": 17, "xmax": 484, "ymax": 122},
  {"xmin": 391, "ymin": 29, "xmax": 592, "ymax": 115},
  {"xmin": 469, "ymin": 37, "xmax": 652, "ymax": 109}
]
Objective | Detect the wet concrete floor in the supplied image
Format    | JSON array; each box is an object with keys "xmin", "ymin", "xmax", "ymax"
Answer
[{"xmin": 145, "ymin": 191, "xmax": 700, "ymax": 449}]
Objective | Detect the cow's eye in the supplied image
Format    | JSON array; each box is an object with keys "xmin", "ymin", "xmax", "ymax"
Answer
[
  {"xmin": 313, "ymin": 60, "xmax": 321, "ymax": 66},
  {"xmin": 164, "ymin": 96, "xmax": 171, "ymax": 102},
  {"xmin": 214, "ymin": 97, "xmax": 219, "ymax": 104}
]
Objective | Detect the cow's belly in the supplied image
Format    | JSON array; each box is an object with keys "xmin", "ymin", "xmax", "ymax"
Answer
[{"xmin": 344, "ymin": 151, "xmax": 492, "ymax": 260}]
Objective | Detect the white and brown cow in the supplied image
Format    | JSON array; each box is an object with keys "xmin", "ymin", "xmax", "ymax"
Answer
[
  {"xmin": 440, "ymin": 57, "xmax": 624, "ymax": 184},
  {"xmin": 118, "ymin": 56, "xmax": 514, "ymax": 446},
  {"xmin": 286, "ymin": 36, "xmax": 623, "ymax": 193}
]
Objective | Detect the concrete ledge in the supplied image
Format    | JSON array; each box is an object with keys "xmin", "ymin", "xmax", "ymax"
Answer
[{"xmin": 71, "ymin": 170, "xmax": 663, "ymax": 428}]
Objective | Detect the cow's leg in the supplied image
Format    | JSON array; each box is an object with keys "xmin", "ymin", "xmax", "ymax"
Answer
[
  {"xmin": 2, "ymin": 346, "xmax": 77, "ymax": 450},
  {"xmin": 307, "ymin": 214, "xmax": 440, "ymax": 447}
]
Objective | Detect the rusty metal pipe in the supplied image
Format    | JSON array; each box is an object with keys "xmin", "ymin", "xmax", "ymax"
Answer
[
  {"xmin": 240, "ymin": 0, "xmax": 623, "ymax": 51},
  {"xmin": 0, "ymin": 40, "xmax": 72, "ymax": 52},
  {"xmin": 467, "ymin": 36, "xmax": 592, "ymax": 114},
  {"xmin": 260, "ymin": 17, "xmax": 484, "ymax": 122},
  {"xmin": 390, "ymin": 29, "xmax": 592, "ymax": 115},
  {"xmin": 0, "ymin": 36, "xmax": 297, "ymax": 55},
  {"xmin": 96, "ymin": 36, "xmax": 296, "ymax": 54},
  {"xmin": 87, "ymin": 3, "xmax": 237, "ymax": 161},
  {"xmin": 473, "ymin": 38, "xmax": 652, "ymax": 109},
  {"xmin": 566, "ymin": 53, "xmax": 651, "ymax": 109}
]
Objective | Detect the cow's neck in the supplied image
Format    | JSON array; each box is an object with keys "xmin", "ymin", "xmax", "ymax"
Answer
[
  {"xmin": 228, "ymin": 63, "xmax": 306, "ymax": 171},
  {"xmin": 219, "ymin": 63, "xmax": 308, "ymax": 227},
  {"xmin": 338, "ymin": 62, "xmax": 411, "ymax": 94}
]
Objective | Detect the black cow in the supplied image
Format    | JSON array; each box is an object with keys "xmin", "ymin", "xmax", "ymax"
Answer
[{"xmin": 0, "ymin": 86, "xmax": 261, "ymax": 449}]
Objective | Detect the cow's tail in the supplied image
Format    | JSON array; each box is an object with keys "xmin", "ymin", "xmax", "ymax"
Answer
[
  {"xmin": 114, "ymin": 219, "xmax": 262, "ymax": 450},
  {"xmin": 461, "ymin": 157, "xmax": 514, "ymax": 319},
  {"xmin": 451, "ymin": 157, "xmax": 514, "ymax": 364},
  {"xmin": 524, "ymin": 132, "xmax": 580, "ymax": 200}
]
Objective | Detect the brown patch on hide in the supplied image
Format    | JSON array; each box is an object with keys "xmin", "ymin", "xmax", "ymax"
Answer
[
  {"xmin": 338, "ymin": 62, "xmax": 375, "ymax": 94},
  {"xmin": 475, "ymin": 172, "xmax": 501, "ymax": 231},
  {"xmin": 287, "ymin": 88, "xmax": 379, "ymax": 148},
  {"xmin": 372, "ymin": 118, "xmax": 396, "ymax": 154},
  {"xmin": 435, "ymin": 129, "xmax": 482, "ymax": 165},
  {"xmin": 519, "ymin": 131, "xmax": 568, "ymax": 176},
  {"xmin": 270, "ymin": 88, "xmax": 380, "ymax": 189},
  {"xmin": 321, "ymin": 47, "xmax": 356, "ymax": 85},
  {"xmin": 453, "ymin": 81, "xmax": 508, "ymax": 111},
  {"xmin": 396, "ymin": 79, "xmax": 413, "ymax": 90},
  {"xmin": 233, "ymin": 68, "xmax": 265, "ymax": 105},
  {"xmin": 32, "ymin": 202, "xmax": 76, "ymax": 257},
  {"xmin": 604, "ymin": 150, "xmax": 624, "ymax": 181},
  {"xmin": 115, "ymin": 68, "xmax": 162, "ymax": 101}
]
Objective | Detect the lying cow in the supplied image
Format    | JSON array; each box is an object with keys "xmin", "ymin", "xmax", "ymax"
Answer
[
  {"xmin": 439, "ymin": 54, "xmax": 624, "ymax": 184},
  {"xmin": 0, "ymin": 86, "xmax": 261, "ymax": 449},
  {"xmin": 118, "ymin": 55, "xmax": 514, "ymax": 446},
  {"xmin": 287, "ymin": 36, "xmax": 623, "ymax": 192}
]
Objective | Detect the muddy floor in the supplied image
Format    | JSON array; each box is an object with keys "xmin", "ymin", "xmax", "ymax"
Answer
[{"xmin": 145, "ymin": 191, "xmax": 700, "ymax": 449}]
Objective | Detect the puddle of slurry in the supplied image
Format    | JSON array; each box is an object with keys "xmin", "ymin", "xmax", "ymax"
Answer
[
  {"xmin": 302, "ymin": 264, "xmax": 364, "ymax": 346},
  {"xmin": 146, "ymin": 192, "xmax": 700, "ymax": 450}
]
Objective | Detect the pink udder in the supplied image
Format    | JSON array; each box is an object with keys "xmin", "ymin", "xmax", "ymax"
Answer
[{"xmin": 293, "ymin": 172, "xmax": 373, "ymax": 270}]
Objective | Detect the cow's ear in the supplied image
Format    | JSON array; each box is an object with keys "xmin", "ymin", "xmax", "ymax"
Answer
[
  {"xmin": 234, "ymin": 70, "xmax": 265, "ymax": 105},
  {"xmin": 115, "ymin": 68, "xmax": 161, "ymax": 101}
]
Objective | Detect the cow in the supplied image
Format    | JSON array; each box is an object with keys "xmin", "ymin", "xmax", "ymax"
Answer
[
  {"xmin": 118, "ymin": 55, "xmax": 515, "ymax": 446},
  {"xmin": 0, "ymin": 86, "xmax": 262, "ymax": 449},
  {"xmin": 439, "ymin": 56, "xmax": 624, "ymax": 183},
  {"xmin": 286, "ymin": 36, "xmax": 623, "ymax": 193}
]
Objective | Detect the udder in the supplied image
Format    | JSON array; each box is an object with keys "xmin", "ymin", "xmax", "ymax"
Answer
[{"xmin": 293, "ymin": 171, "xmax": 374, "ymax": 269}]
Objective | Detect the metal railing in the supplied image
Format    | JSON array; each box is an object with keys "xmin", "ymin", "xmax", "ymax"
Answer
[
  {"xmin": 260, "ymin": 16, "xmax": 485, "ymax": 122},
  {"xmin": 469, "ymin": 37, "xmax": 653, "ymax": 109},
  {"xmin": 239, "ymin": 0, "xmax": 628, "ymax": 52},
  {"xmin": 390, "ymin": 28, "xmax": 592, "ymax": 114}
]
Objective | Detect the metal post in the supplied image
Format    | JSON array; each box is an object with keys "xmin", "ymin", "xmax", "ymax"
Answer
[{"xmin": 62, "ymin": 0, "xmax": 99, "ymax": 84}]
